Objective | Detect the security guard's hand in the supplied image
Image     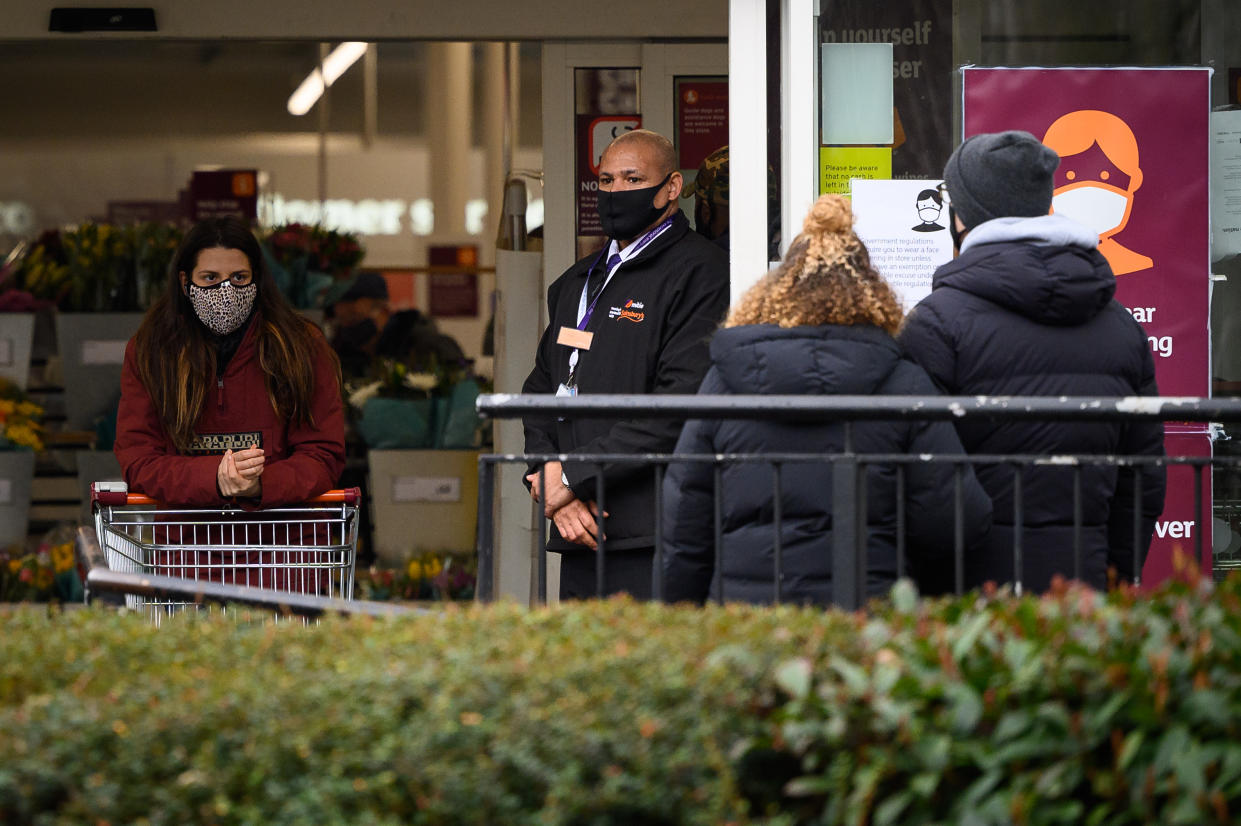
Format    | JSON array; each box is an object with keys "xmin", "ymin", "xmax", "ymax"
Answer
[
  {"xmin": 526, "ymin": 460, "xmax": 576, "ymax": 517},
  {"xmin": 552, "ymin": 499, "xmax": 607, "ymax": 549}
]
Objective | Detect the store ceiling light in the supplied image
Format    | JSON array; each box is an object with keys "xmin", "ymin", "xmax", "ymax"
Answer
[{"xmin": 287, "ymin": 42, "xmax": 370, "ymax": 116}]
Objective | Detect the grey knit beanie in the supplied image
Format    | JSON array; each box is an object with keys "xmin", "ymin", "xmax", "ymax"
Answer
[{"xmin": 942, "ymin": 130, "xmax": 1059, "ymax": 230}]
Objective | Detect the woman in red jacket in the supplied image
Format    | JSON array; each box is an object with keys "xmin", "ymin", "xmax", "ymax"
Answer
[
  {"xmin": 113, "ymin": 217, "xmax": 346, "ymax": 593},
  {"xmin": 115, "ymin": 216, "xmax": 345, "ymax": 507}
]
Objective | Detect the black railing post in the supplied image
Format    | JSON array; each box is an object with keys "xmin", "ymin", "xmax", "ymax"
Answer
[
  {"xmin": 475, "ymin": 456, "xmax": 496, "ymax": 602},
  {"xmin": 954, "ymin": 463, "xmax": 965, "ymax": 595},
  {"xmin": 1072, "ymin": 466, "xmax": 1083, "ymax": 581},
  {"xmin": 1012, "ymin": 464, "xmax": 1024, "ymax": 595},
  {"xmin": 772, "ymin": 462, "xmax": 783, "ymax": 604},
  {"xmin": 1132, "ymin": 468, "xmax": 1143, "ymax": 587},
  {"xmin": 1194, "ymin": 464, "xmax": 1204, "ymax": 567},
  {"xmin": 535, "ymin": 468, "xmax": 547, "ymax": 605},
  {"xmin": 713, "ymin": 461, "xmax": 724, "ymax": 604},
  {"xmin": 653, "ymin": 464, "xmax": 665, "ymax": 602},
  {"xmin": 895, "ymin": 464, "xmax": 906, "ymax": 580},
  {"xmin": 832, "ymin": 456, "xmax": 861, "ymax": 611},
  {"xmin": 594, "ymin": 464, "xmax": 606, "ymax": 598}
]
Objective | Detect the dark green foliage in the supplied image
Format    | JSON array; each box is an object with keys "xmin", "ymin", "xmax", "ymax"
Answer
[
  {"xmin": 741, "ymin": 576, "xmax": 1241, "ymax": 825},
  {"xmin": 2, "ymin": 574, "xmax": 1241, "ymax": 825}
]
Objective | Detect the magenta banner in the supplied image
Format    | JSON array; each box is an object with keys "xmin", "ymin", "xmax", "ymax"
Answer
[
  {"xmin": 962, "ymin": 68, "xmax": 1211, "ymax": 399},
  {"xmin": 963, "ymin": 68, "xmax": 1213, "ymax": 587},
  {"xmin": 1143, "ymin": 430, "xmax": 1213, "ymax": 587},
  {"xmin": 674, "ymin": 78, "xmax": 728, "ymax": 171}
]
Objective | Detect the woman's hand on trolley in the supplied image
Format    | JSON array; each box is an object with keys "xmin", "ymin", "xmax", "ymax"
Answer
[{"xmin": 217, "ymin": 444, "xmax": 265, "ymax": 498}]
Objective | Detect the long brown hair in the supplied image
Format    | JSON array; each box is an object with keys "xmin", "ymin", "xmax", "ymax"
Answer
[
  {"xmin": 726, "ymin": 194, "xmax": 903, "ymax": 334},
  {"xmin": 131, "ymin": 216, "xmax": 342, "ymax": 451}
]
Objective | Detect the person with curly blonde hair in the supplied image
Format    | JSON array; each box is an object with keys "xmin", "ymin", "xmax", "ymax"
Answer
[{"xmin": 660, "ymin": 194, "xmax": 990, "ymax": 605}]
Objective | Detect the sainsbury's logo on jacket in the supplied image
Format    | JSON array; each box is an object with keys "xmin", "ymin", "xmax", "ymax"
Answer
[{"xmin": 609, "ymin": 298, "xmax": 645, "ymax": 323}]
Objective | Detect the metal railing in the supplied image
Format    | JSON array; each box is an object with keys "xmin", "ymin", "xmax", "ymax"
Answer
[{"xmin": 475, "ymin": 394, "xmax": 1241, "ymax": 609}]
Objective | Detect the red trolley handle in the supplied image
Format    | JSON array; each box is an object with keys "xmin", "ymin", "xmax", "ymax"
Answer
[{"xmin": 91, "ymin": 485, "xmax": 361, "ymax": 507}]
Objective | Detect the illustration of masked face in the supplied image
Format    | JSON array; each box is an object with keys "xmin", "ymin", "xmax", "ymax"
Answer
[
  {"xmin": 1051, "ymin": 182, "xmax": 1131, "ymax": 238},
  {"xmin": 916, "ymin": 200, "xmax": 941, "ymax": 224}
]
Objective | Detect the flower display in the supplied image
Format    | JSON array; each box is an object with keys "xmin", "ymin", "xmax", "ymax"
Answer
[
  {"xmin": 263, "ymin": 223, "xmax": 364, "ymax": 279},
  {"xmin": 0, "ymin": 527, "xmax": 82, "ymax": 602},
  {"xmin": 346, "ymin": 358, "xmax": 483, "ymax": 450},
  {"xmin": 0, "ymin": 378, "xmax": 44, "ymax": 452},
  {"xmin": 12, "ymin": 222, "xmax": 184, "ymax": 312},
  {"xmin": 354, "ymin": 553, "xmax": 476, "ymax": 602},
  {"xmin": 347, "ymin": 358, "xmax": 444, "ymax": 410}
]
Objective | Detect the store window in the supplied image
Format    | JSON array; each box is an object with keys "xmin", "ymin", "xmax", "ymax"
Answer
[{"xmin": 809, "ymin": 0, "xmax": 1241, "ymax": 578}]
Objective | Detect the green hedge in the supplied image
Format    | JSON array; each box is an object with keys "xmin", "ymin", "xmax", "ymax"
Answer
[{"xmin": 2, "ymin": 574, "xmax": 1240, "ymax": 825}]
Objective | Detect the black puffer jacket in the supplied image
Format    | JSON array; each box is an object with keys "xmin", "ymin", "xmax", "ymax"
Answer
[
  {"xmin": 898, "ymin": 215, "xmax": 1167, "ymax": 593},
  {"xmin": 661, "ymin": 323, "xmax": 992, "ymax": 605}
]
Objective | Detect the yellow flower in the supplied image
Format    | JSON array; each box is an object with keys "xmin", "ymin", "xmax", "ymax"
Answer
[
  {"xmin": 34, "ymin": 567, "xmax": 54, "ymax": 590},
  {"xmin": 407, "ymin": 556, "xmax": 443, "ymax": 580},
  {"xmin": 7, "ymin": 558, "xmax": 20, "ymax": 574},
  {"xmin": 52, "ymin": 543, "xmax": 75, "ymax": 573},
  {"xmin": 5, "ymin": 423, "xmax": 43, "ymax": 451}
]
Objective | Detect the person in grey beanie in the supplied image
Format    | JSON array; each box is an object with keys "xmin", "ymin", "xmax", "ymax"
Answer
[{"xmin": 898, "ymin": 130, "xmax": 1166, "ymax": 595}]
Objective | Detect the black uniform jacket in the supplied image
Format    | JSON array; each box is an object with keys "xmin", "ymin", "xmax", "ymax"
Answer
[{"xmin": 522, "ymin": 210, "xmax": 730, "ymax": 552}]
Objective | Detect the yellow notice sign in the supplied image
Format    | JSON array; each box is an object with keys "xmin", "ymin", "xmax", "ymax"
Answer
[{"xmin": 819, "ymin": 146, "xmax": 892, "ymax": 195}]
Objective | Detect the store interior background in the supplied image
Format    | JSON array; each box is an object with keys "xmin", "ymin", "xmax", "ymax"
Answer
[
  {"xmin": 2, "ymin": 0, "xmax": 1241, "ymax": 592},
  {"xmin": 0, "ymin": 40, "xmax": 548, "ymax": 369}
]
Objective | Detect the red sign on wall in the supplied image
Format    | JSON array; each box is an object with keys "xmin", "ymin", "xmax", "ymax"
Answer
[
  {"xmin": 189, "ymin": 169, "xmax": 258, "ymax": 222},
  {"xmin": 675, "ymin": 77, "xmax": 729, "ymax": 172},
  {"xmin": 962, "ymin": 68, "xmax": 1214, "ymax": 585},
  {"xmin": 427, "ymin": 245, "xmax": 479, "ymax": 317},
  {"xmin": 963, "ymin": 68, "xmax": 1211, "ymax": 398},
  {"xmin": 1142, "ymin": 430, "xmax": 1214, "ymax": 585},
  {"xmin": 576, "ymin": 114, "xmax": 641, "ymax": 240}
]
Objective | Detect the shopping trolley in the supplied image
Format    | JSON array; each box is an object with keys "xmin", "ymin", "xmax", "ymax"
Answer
[{"xmin": 91, "ymin": 482, "xmax": 361, "ymax": 621}]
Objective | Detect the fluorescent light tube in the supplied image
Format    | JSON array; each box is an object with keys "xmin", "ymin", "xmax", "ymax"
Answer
[{"xmin": 287, "ymin": 42, "xmax": 369, "ymax": 116}]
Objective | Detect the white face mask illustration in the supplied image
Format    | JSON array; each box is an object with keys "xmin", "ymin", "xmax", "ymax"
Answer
[
  {"xmin": 917, "ymin": 205, "xmax": 941, "ymax": 223},
  {"xmin": 1052, "ymin": 184, "xmax": 1130, "ymax": 238}
]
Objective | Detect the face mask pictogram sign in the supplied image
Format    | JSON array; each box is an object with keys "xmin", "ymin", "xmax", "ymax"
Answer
[{"xmin": 962, "ymin": 67, "xmax": 1210, "ymax": 398}]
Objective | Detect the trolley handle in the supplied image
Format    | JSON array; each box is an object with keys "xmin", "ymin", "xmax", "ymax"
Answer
[{"xmin": 91, "ymin": 483, "xmax": 360, "ymax": 507}]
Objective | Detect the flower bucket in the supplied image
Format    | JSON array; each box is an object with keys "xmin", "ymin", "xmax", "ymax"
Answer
[
  {"xmin": 0, "ymin": 451, "xmax": 35, "ymax": 547},
  {"xmin": 0, "ymin": 313, "xmax": 36, "ymax": 390},
  {"xmin": 54, "ymin": 312, "xmax": 144, "ymax": 431},
  {"xmin": 435, "ymin": 379, "xmax": 481, "ymax": 449},
  {"xmin": 358, "ymin": 397, "xmax": 435, "ymax": 449}
]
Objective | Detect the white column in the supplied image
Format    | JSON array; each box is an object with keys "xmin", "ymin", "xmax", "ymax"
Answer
[
  {"xmin": 481, "ymin": 42, "xmax": 508, "ymax": 244},
  {"xmin": 781, "ymin": 0, "xmax": 818, "ymax": 258},
  {"xmin": 426, "ymin": 42, "xmax": 472, "ymax": 236},
  {"xmin": 362, "ymin": 43, "xmax": 378, "ymax": 148},
  {"xmin": 728, "ymin": 0, "xmax": 769, "ymax": 303}
]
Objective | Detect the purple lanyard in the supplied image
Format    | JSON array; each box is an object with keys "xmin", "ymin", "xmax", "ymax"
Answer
[{"xmin": 576, "ymin": 217, "xmax": 673, "ymax": 331}]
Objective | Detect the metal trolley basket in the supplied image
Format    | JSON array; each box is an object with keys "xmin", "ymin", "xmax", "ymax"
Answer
[{"xmin": 91, "ymin": 483, "xmax": 360, "ymax": 620}]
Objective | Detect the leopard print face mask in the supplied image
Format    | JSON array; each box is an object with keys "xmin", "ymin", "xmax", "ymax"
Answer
[{"xmin": 186, "ymin": 280, "xmax": 257, "ymax": 336}]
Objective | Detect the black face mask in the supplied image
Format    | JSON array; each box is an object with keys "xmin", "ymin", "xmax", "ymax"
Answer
[
  {"xmin": 597, "ymin": 173, "xmax": 672, "ymax": 241},
  {"xmin": 948, "ymin": 204, "xmax": 968, "ymax": 251}
]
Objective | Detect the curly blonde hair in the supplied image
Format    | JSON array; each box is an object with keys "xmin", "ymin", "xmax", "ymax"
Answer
[{"xmin": 725, "ymin": 194, "xmax": 904, "ymax": 334}]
